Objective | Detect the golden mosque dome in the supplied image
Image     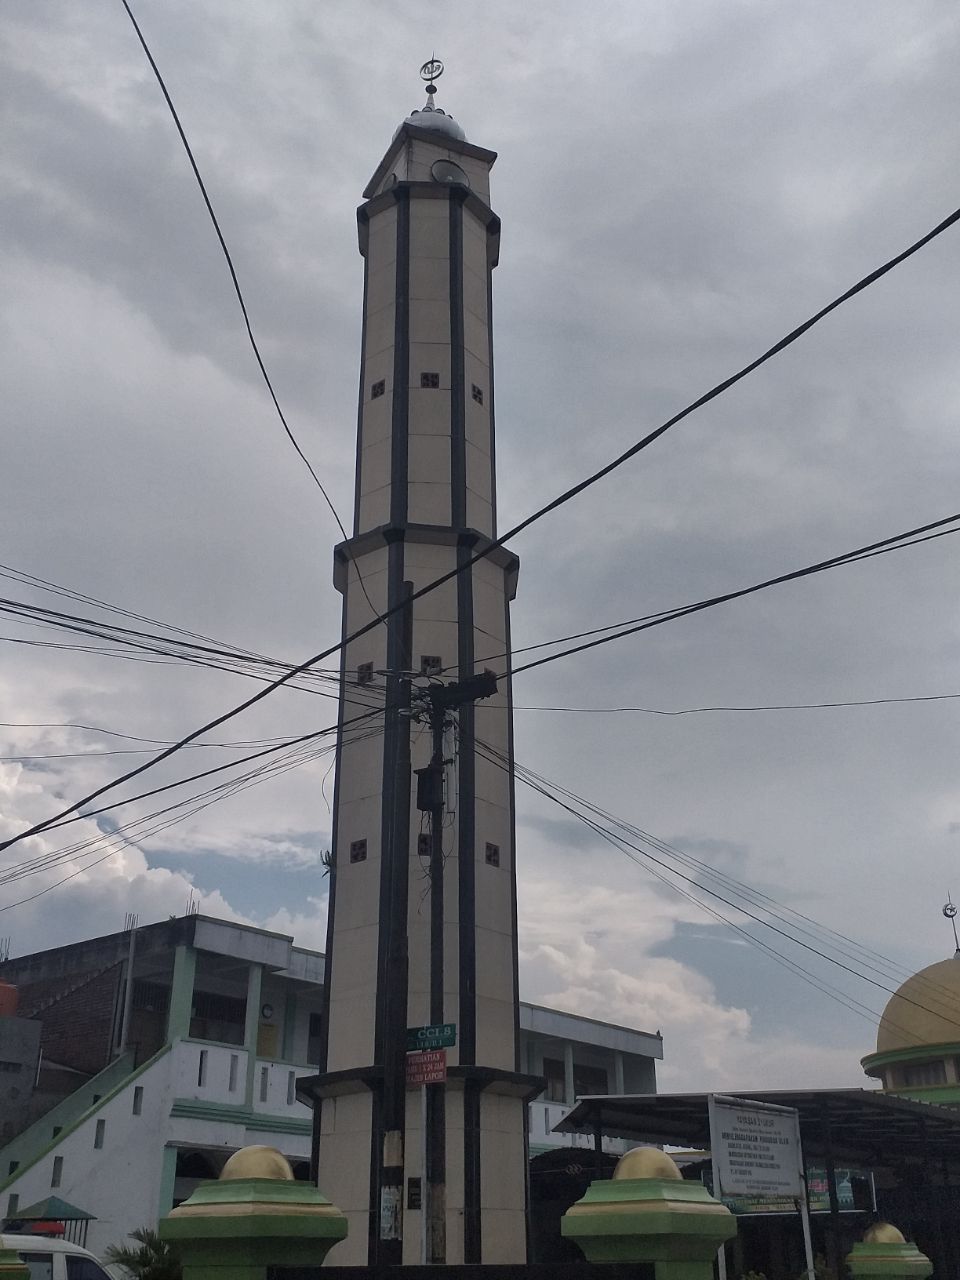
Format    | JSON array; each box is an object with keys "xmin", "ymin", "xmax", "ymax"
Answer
[
  {"xmin": 863, "ymin": 1223, "xmax": 906, "ymax": 1245},
  {"xmin": 613, "ymin": 1147, "xmax": 683, "ymax": 1181},
  {"xmin": 220, "ymin": 1145, "xmax": 294, "ymax": 1182},
  {"xmin": 875, "ymin": 953, "xmax": 960, "ymax": 1055}
]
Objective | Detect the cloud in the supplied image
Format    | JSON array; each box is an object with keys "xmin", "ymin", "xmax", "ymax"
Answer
[{"xmin": 3, "ymin": 0, "xmax": 959, "ymax": 1095}]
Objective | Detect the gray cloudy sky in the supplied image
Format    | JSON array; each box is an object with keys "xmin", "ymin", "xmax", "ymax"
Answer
[{"xmin": 2, "ymin": 0, "xmax": 960, "ymax": 1092}]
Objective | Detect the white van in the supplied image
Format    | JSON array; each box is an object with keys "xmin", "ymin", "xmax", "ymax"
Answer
[{"xmin": 0, "ymin": 1234, "xmax": 123, "ymax": 1280}]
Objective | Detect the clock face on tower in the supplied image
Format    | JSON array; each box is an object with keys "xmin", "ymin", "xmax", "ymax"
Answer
[{"xmin": 430, "ymin": 158, "xmax": 469, "ymax": 188}]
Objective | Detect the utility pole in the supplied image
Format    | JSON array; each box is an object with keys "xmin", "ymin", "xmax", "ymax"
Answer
[
  {"xmin": 415, "ymin": 670, "xmax": 498, "ymax": 1265},
  {"xmin": 375, "ymin": 586, "xmax": 413, "ymax": 1267}
]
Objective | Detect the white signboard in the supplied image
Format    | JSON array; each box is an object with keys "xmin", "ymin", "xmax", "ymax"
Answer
[{"xmin": 708, "ymin": 1095, "xmax": 803, "ymax": 1198}]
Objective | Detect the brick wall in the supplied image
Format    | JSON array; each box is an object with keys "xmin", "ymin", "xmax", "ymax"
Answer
[{"xmin": 19, "ymin": 964, "xmax": 124, "ymax": 1075}]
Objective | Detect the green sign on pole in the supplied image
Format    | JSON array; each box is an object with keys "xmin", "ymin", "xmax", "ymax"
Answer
[{"xmin": 406, "ymin": 1022, "xmax": 456, "ymax": 1051}]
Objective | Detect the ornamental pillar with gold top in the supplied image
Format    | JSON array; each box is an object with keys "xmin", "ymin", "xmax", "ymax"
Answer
[
  {"xmin": 0, "ymin": 1242, "xmax": 29, "ymax": 1280},
  {"xmin": 562, "ymin": 1147, "xmax": 737, "ymax": 1280},
  {"xmin": 845, "ymin": 1222, "xmax": 932, "ymax": 1280},
  {"xmin": 159, "ymin": 1145, "xmax": 347, "ymax": 1280}
]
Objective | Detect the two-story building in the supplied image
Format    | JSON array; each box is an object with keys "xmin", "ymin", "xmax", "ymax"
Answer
[{"xmin": 0, "ymin": 916, "xmax": 662, "ymax": 1258}]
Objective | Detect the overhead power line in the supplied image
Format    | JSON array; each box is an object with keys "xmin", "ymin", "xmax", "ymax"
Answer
[
  {"xmin": 0, "ymin": 720, "xmax": 300, "ymax": 750},
  {"xmin": 5, "ymin": 199, "xmax": 959, "ymax": 851},
  {"xmin": 0, "ymin": 714, "xmax": 387, "ymax": 894},
  {"xmin": 0, "ymin": 706, "xmax": 381, "ymax": 887},
  {"xmin": 117, "ymin": 1, "xmax": 344, "ymax": 531},
  {"xmin": 0, "ymin": 590, "xmax": 386, "ymax": 707},
  {"xmin": 3, "ymin": 506, "xmax": 957, "ymax": 857},
  {"xmin": 0, "ymin": 563, "xmax": 278, "ymax": 657},
  {"xmin": 505, "ymin": 517, "xmax": 960, "ymax": 678},
  {"xmin": 0, "ymin": 717, "xmax": 387, "ymax": 913},
  {"xmin": 115, "ymin": 5, "xmax": 386, "ymax": 633},
  {"xmin": 506, "ymin": 691, "xmax": 960, "ymax": 716},
  {"xmin": 477, "ymin": 741, "xmax": 960, "ymax": 1043}
]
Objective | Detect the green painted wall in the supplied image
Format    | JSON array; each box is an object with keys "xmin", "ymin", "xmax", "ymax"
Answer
[
  {"xmin": 243, "ymin": 963, "xmax": 263, "ymax": 1108},
  {"xmin": 167, "ymin": 945, "xmax": 197, "ymax": 1042}
]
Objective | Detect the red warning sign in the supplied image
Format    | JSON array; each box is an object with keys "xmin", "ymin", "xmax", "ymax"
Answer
[{"xmin": 406, "ymin": 1048, "xmax": 447, "ymax": 1087}]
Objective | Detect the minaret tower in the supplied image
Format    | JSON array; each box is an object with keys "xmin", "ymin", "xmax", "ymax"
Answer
[{"xmin": 304, "ymin": 64, "xmax": 538, "ymax": 1265}]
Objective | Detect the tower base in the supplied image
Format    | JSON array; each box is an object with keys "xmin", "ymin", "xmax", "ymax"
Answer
[{"xmin": 300, "ymin": 1066, "xmax": 543, "ymax": 1265}]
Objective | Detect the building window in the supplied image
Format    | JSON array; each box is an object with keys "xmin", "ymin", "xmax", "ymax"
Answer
[
  {"xmin": 485, "ymin": 842, "xmax": 500, "ymax": 867},
  {"xmin": 51, "ymin": 1156, "xmax": 63, "ymax": 1188},
  {"xmin": 94, "ymin": 1119, "xmax": 106, "ymax": 1149},
  {"xmin": 420, "ymin": 372, "xmax": 440, "ymax": 389},
  {"xmin": 8, "ymin": 1160, "xmax": 19, "ymax": 1176},
  {"xmin": 132, "ymin": 1086, "xmax": 144, "ymax": 1116},
  {"xmin": 574, "ymin": 1061, "xmax": 609, "ymax": 1096},
  {"xmin": 132, "ymin": 979, "xmax": 171, "ymax": 1013},
  {"xmin": 0, "ymin": 1060, "xmax": 23, "ymax": 1074},
  {"xmin": 417, "ymin": 833, "xmax": 431, "ymax": 858},
  {"xmin": 260, "ymin": 1066, "xmax": 269, "ymax": 1103},
  {"xmin": 307, "ymin": 1013, "xmax": 323, "ymax": 1065},
  {"xmin": 420, "ymin": 655, "xmax": 442, "ymax": 675},
  {"xmin": 541, "ymin": 1056, "xmax": 609, "ymax": 1103},
  {"xmin": 287, "ymin": 1070, "xmax": 297, "ymax": 1106},
  {"xmin": 229, "ymin": 1054, "xmax": 239, "ymax": 1093},
  {"xmin": 6, "ymin": 1194, "xmax": 17, "ymax": 1217},
  {"xmin": 350, "ymin": 838, "xmax": 367, "ymax": 864},
  {"xmin": 67, "ymin": 1259, "xmax": 111, "ymax": 1279},
  {"xmin": 471, "ymin": 383, "xmax": 484, "ymax": 405},
  {"xmin": 190, "ymin": 988, "xmax": 247, "ymax": 1046},
  {"xmin": 52, "ymin": 1126, "xmax": 62, "ymax": 1139},
  {"xmin": 197, "ymin": 1049, "xmax": 208, "ymax": 1088},
  {"xmin": 357, "ymin": 661, "xmax": 374, "ymax": 685},
  {"xmin": 542, "ymin": 1057, "xmax": 566, "ymax": 1103},
  {"xmin": 371, "ymin": 379, "xmax": 385, "ymax": 399},
  {"xmin": 901, "ymin": 1060, "xmax": 947, "ymax": 1088}
]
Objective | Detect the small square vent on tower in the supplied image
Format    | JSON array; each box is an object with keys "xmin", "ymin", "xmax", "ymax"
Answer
[
  {"xmin": 371, "ymin": 379, "xmax": 385, "ymax": 399},
  {"xmin": 420, "ymin": 372, "xmax": 440, "ymax": 389},
  {"xmin": 420, "ymin": 655, "xmax": 443, "ymax": 675},
  {"xmin": 485, "ymin": 842, "xmax": 501, "ymax": 867},
  {"xmin": 471, "ymin": 383, "xmax": 484, "ymax": 405},
  {"xmin": 357, "ymin": 662, "xmax": 374, "ymax": 686},
  {"xmin": 350, "ymin": 839, "xmax": 368, "ymax": 864}
]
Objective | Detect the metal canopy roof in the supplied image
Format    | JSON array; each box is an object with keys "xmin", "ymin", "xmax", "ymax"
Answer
[
  {"xmin": 555, "ymin": 1089, "xmax": 960, "ymax": 1169},
  {"xmin": 8, "ymin": 1196, "xmax": 95, "ymax": 1221}
]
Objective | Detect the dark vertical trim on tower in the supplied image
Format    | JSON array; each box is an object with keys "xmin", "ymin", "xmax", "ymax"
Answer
[
  {"xmin": 374, "ymin": 538, "xmax": 408, "ymax": 1066},
  {"xmin": 456, "ymin": 534, "xmax": 480, "ymax": 1262},
  {"xmin": 370, "ymin": 533, "xmax": 411, "ymax": 1265},
  {"xmin": 504, "ymin": 586, "xmax": 521, "ymax": 1072},
  {"xmin": 463, "ymin": 1079, "xmax": 482, "ymax": 1262},
  {"xmin": 367, "ymin": 1087, "xmax": 383, "ymax": 1261},
  {"xmin": 449, "ymin": 194, "xmax": 467, "ymax": 530},
  {"xmin": 486, "ymin": 248, "xmax": 498, "ymax": 538},
  {"xmin": 353, "ymin": 247, "xmax": 370, "ymax": 537},
  {"xmin": 390, "ymin": 190, "xmax": 410, "ymax": 527},
  {"xmin": 456, "ymin": 539, "xmax": 477, "ymax": 1065},
  {"xmin": 505, "ymin": 579, "xmax": 528, "ymax": 1262}
]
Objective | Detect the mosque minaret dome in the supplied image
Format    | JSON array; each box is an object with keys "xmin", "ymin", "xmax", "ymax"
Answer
[{"xmin": 862, "ymin": 952, "xmax": 960, "ymax": 1100}]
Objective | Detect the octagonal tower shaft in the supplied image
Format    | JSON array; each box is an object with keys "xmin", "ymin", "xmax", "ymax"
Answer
[{"xmin": 309, "ymin": 119, "xmax": 532, "ymax": 1266}]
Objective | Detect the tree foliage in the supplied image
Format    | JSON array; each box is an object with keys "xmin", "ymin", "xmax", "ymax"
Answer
[{"xmin": 104, "ymin": 1227, "xmax": 181, "ymax": 1280}]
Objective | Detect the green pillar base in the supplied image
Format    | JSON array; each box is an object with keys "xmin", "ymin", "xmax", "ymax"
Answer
[
  {"xmin": 0, "ymin": 1243, "xmax": 30, "ymax": 1279},
  {"xmin": 563, "ymin": 1173, "xmax": 737, "ymax": 1273},
  {"xmin": 183, "ymin": 1267, "xmax": 263, "ymax": 1280},
  {"xmin": 846, "ymin": 1241, "xmax": 933, "ymax": 1280},
  {"xmin": 160, "ymin": 1161, "xmax": 348, "ymax": 1280},
  {"xmin": 654, "ymin": 1259, "xmax": 720, "ymax": 1280}
]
